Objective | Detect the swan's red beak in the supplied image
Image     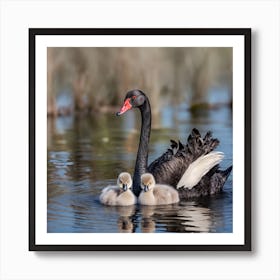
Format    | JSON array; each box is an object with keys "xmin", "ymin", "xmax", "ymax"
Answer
[{"xmin": 116, "ymin": 98, "xmax": 132, "ymax": 116}]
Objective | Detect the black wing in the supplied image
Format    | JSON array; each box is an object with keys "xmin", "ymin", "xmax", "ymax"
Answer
[{"xmin": 147, "ymin": 128, "xmax": 221, "ymax": 188}]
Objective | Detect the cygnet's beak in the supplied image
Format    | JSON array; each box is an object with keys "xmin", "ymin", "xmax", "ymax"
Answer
[
  {"xmin": 144, "ymin": 185, "xmax": 149, "ymax": 192},
  {"xmin": 123, "ymin": 184, "xmax": 128, "ymax": 191}
]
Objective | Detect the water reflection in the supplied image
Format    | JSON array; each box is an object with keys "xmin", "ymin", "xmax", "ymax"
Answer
[
  {"xmin": 47, "ymin": 103, "xmax": 232, "ymax": 233},
  {"xmin": 138, "ymin": 203, "xmax": 212, "ymax": 233},
  {"xmin": 116, "ymin": 206, "xmax": 136, "ymax": 233},
  {"xmin": 177, "ymin": 203, "xmax": 211, "ymax": 233}
]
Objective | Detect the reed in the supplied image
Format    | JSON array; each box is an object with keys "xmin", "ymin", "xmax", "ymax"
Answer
[{"xmin": 47, "ymin": 47, "xmax": 232, "ymax": 117}]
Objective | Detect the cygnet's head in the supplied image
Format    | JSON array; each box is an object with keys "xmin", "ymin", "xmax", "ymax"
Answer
[
  {"xmin": 141, "ymin": 173, "xmax": 156, "ymax": 192},
  {"xmin": 117, "ymin": 172, "xmax": 133, "ymax": 191}
]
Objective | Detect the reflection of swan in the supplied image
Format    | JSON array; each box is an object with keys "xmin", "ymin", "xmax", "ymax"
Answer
[
  {"xmin": 117, "ymin": 89, "xmax": 232, "ymax": 198},
  {"xmin": 116, "ymin": 205, "xmax": 136, "ymax": 217},
  {"xmin": 118, "ymin": 217, "xmax": 134, "ymax": 233},
  {"xmin": 138, "ymin": 173, "xmax": 179, "ymax": 205},
  {"xmin": 116, "ymin": 205, "xmax": 136, "ymax": 233},
  {"xmin": 102, "ymin": 204, "xmax": 136, "ymax": 233},
  {"xmin": 177, "ymin": 203, "xmax": 212, "ymax": 233},
  {"xmin": 140, "ymin": 205, "xmax": 156, "ymax": 233},
  {"xmin": 138, "ymin": 203, "xmax": 213, "ymax": 233},
  {"xmin": 99, "ymin": 172, "xmax": 137, "ymax": 206}
]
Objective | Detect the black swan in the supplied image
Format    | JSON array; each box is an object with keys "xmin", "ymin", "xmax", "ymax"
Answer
[
  {"xmin": 99, "ymin": 172, "xmax": 137, "ymax": 206},
  {"xmin": 116, "ymin": 89, "xmax": 232, "ymax": 199},
  {"xmin": 138, "ymin": 173, "xmax": 180, "ymax": 205}
]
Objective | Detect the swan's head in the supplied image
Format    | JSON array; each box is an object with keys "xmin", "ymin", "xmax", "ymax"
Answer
[
  {"xmin": 116, "ymin": 89, "xmax": 146, "ymax": 116},
  {"xmin": 117, "ymin": 172, "xmax": 133, "ymax": 191},
  {"xmin": 140, "ymin": 173, "xmax": 155, "ymax": 192}
]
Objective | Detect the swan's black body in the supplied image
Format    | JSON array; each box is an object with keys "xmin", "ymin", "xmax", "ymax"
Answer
[{"xmin": 117, "ymin": 89, "xmax": 232, "ymax": 199}]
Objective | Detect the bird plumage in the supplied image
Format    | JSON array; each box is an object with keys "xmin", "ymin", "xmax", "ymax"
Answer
[
  {"xmin": 138, "ymin": 173, "xmax": 180, "ymax": 205},
  {"xmin": 99, "ymin": 172, "xmax": 137, "ymax": 206},
  {"xmin": 117, "ymin": 89, "xmax": 233, "ymax": 199}
]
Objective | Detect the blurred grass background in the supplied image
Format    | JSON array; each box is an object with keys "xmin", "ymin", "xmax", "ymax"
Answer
[{"xmin": 47, "ymin": 47, "xmax": 232, "ymax": 118}]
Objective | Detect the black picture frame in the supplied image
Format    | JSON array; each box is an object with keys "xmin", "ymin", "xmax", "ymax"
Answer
[{"xmin": 29, "ymin": 28, "xmax": 251, "ymax": 251}]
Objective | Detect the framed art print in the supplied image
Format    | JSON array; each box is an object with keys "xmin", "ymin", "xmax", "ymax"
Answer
[{"xmin": 29, "ymin": 28, "xmax": 251, "ymax": 251}]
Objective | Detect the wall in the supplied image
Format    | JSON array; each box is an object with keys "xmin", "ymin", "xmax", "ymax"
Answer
[{"xmin": 0, "ymin": 0, "xmax": 279, "ymax": 279}]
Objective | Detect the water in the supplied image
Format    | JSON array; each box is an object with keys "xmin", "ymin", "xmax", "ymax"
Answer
[{"xmin": 47, "ymin": 103, "xmax": 232, "ymax": 233}]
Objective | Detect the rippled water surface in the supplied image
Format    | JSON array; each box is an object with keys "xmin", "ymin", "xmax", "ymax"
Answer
[{"xmin": 47, "ymin": 103, "xmax": 232, "ymax": 233}]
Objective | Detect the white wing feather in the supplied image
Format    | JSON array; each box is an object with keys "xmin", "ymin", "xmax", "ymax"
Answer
[{"xmin": 176, "ymin": 151, "xmax": 224, "ymax": 189}]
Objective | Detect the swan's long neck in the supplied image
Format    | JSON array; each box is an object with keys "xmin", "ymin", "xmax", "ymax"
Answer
[{"xmin": 133, "ymin": 99, "xmax": 151, "ymax": 196}]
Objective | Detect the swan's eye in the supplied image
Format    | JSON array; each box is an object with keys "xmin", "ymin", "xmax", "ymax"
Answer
[
  {"xmin": 130, "ymin": 96, "xmax": 137, "ymax": 105},
  {"xmin": 131, "ymin": 95, "xmax": 145, "ymax": 107}
]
